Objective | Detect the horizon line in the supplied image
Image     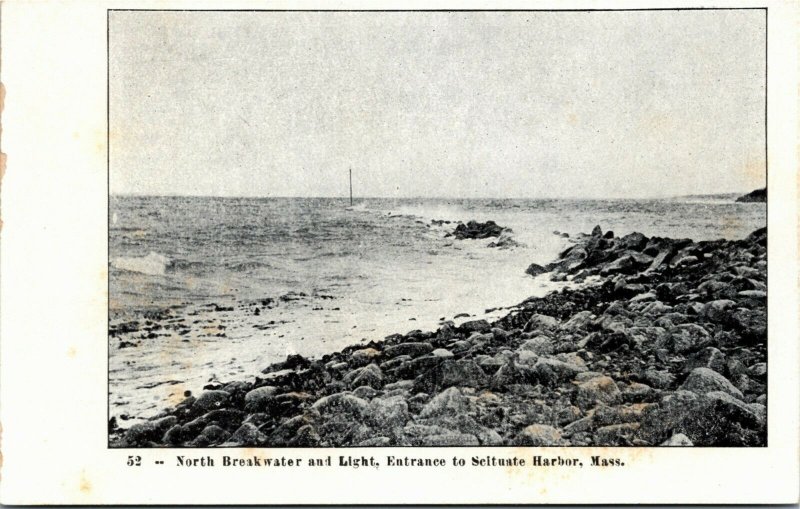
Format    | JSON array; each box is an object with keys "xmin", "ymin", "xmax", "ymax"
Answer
[{"xmin": 108, "ymin": 190, "xmax": 757, "ymax": 200}]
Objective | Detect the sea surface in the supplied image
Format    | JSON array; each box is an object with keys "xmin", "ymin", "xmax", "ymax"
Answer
[{"xmin": 109, "ymin": 196, "xmax": 765, "ymax": 421}]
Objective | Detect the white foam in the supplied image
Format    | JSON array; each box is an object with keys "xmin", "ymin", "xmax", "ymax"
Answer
[{"xmin": 112, "ymin": 252, "xmax": 172, "ymax": 276}]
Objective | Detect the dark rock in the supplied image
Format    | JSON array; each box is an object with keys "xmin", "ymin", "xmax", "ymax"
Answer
[
  {"xmin": 125, "ymin": 416, "xmax": 177, "ymax": 445},
  {"xmin": 668, "ymin": 323, "xmax": 713, "ymax": 354},
  {"xmin": 191, "ymin": 390, "xmax": 230, "ymax": 415},
  {"xmin": 414, "ymin": 359, "xmax": 488, "ymax": 393},
  {"xmin": 383, "ymin": 342, "xmax": 433, "ymax": 359},
  {"xmin": 451, "ymin": 220, "xmax": 507, "ymax": 240},
  {"xmin": 291, "ymin": 424, "xmax": 321, "ymax": 446},
  {"xmin": 344, "ymin": 363, "xmax": 384, "ymax": 389},
  {"xmin": 282, "ymin": 354, "xmax": 311, "ymax": 370},
  {"xmin": 525, "ymin": 263, "xmax": 548, "ymax": 277},
  {"xmin": 639, "ymin": 390, "xmax": 764, "ymax": 446},
  {"xmin": 736, "ymin": 188, "xmax": 766, "ymax": 203},
  {"xmin": 620, "ymin": 232, "xmax": 649, "ymax": 251},
  {"xmin": 197, "ymin": 424, "xmax": 231, "ymax": 445},
  {"xmin": 244, "ymin": 386, "xmax": 280, "ymax": 413},
  {"xmin": 524, "ymin": 313, "xmax": 560, "ymax": 332},
  {"xmin": 681, "ymin": 347, "xmax": 726, "ymax": 376},
  {"xmin": 459, "ymin": 319, "xmax": 491, "ymax": 333},
  {"xmin": 593, "ymin": 423, "xmax": 640, "ymax": 446},
  {"xmin": 532, "ymin": 357, "xmax": 585, "ymax": 386},
  {"xmin": 350, "ymin": 348, "xmax": 381, "ymax": 367},
  {"xmin": 201, "ymin": 409, "xmax": 246, "ymax": 431},
  {"xmin": 224, "ymin": 423, "xmax": 265, "ymax": 446}
]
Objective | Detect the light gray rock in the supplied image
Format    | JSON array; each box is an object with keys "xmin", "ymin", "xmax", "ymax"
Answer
[
  {"xmin": 419, "ymin": 387, "xmax": 471, "ymax": 418},
  {"xmin": 661, "ymin": 433, "xmax": 693, "ymax": 446},
  {"xmin": 575, "ymin": 376, "xmax": 622, "ymax": 410},
  {"xmin": 312, "ymin": 392, "xmax": 368, "ymax": 418},
  {"xmin": 514, "ymin": 424, "xmax": 562, "ymax": 446},
  {"xmin": 680, "ymin": 368, "xmax": 743, "ymax": 400},
  {"xmin": 366, "ymin": 396, "xmax": 410, "ymax": 430}
]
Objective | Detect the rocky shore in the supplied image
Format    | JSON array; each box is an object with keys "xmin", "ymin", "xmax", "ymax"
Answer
[{"xmin": 110, "ymin": 225, "xmax": 767, "ymax": 448}]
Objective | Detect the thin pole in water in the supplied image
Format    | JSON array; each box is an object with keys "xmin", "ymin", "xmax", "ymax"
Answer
[{"xmin": 349, "ymin": 168, "xmax": 353, "ymax": 206}]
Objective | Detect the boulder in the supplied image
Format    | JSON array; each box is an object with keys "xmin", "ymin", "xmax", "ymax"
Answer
[
  {"xmin": 282, "ymin": 354, "xmax": 311, "ymax": 370},
  {"xmin": 200, "ymin": 409, "xmax": 246, "ymax": 431},
  {"xmin": 532, "ymin": 357, "xmax": 586, "ymax": 386},
  {"xmin": 661, "ymin": 433, "xmax": 693, "ymax": 446},
  {"xmin": 561, "ymin": 310, "xmax": 594, "ymax": 331},
  {"xmin": 526, "ymin": 263, "xmax": 548, "ymax": 277},
  {"xmin": 518, "ymin": 336, "xmax": 554, "ymax": 355},
  {"xmin": 514, "ymin": 424, "xmax": 562, "ymax": 446},
  {"xmin": 492, "ymin": 361, "xmax": 535, "ymax": 388},
  {"xmin": 192, "ymin": 390, "xmax": 230, "ymax": 414},
  {"xmin": 311, "ymin": 393, "xmax": 368, "ymax": 418},
  {"xmin": 639, "ymin": 390, "xmax": 764, "ymax": 446},
  {"xmin": 593, "ymin": 423, "xmax": 640, "ymax": 446},
  {"xmin": 524, "ymin": 314, "xmax": 560, "ymax": 332},
  {"xmin": 451, "ymin": 220, "xmax": 507, "ymax": 240},
  {"xmin": 642, "ymin": 369, "xmax": 676, "ymax": 390},
  {"xmin": 125, "ymin": 416, "xmax": 177, "ymax": 445},
  {"xmin": 350, "ymin": 348, "xmax": 381, "ymax": 366},
  {"xmin": 366, "ymin": 396, "xmax": 410, "ymax": 431},
  {"xmin": 345, "ymin": 363, "xmax": 384, "ymax": 389},
  {"xmin": 383, "ymin": 342, "xmax": 433, "ymax": 359},
  {"xmin": 244, "ymin": 386, "xmax": 280, "ymax": 413},
  {"xmin": 669, "ymin": 323, "xmax": 713, "ymax": 354},
  {"xmin": 197, "ymin": 424, "xmax": 231, "ymax": 445},
  {"xmin": 681, "ymin": 347, "xmax": 726, "ymax": 375},
  {"xmin": 488, "ymin": 230, "xmax": 522, "ymax": 249},
  {"xmin": 414, "ymin": 359, "xmax": 488, "ymax": 393},
  {"xmin": 575, "ymin": 376, "xmax": 622, "ymax": 410},
  {"xmin": 223, "ymin": 423, "xmax": 265, "ymax": 446},
  {"xmin": 702, "ymin": 300, "xmax": 737, "ymax": 323},
  {"xmin": 680, "ymin": 368, "xmax": 743, "ymax": 400},
  {"xmin": 619, "ymin": 232, "xmax": 649, "ymax": 251},
  {"xmin": 459, "ymin": 319, "xmax": 492, "ymax": 333},
  {"xmin": 419, "ymin": 387, "xmax": 471, "ymax": 418}
]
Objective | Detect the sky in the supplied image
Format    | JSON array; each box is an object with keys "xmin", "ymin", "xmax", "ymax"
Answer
[{"xmin": 109, "ymin": 10, "xmax": 766, "ymax": 199}]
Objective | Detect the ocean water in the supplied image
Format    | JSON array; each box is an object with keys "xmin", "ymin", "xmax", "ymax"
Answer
[{"xmin": 109, "ymin": 196, "xmax": 765, "ymax": 421}]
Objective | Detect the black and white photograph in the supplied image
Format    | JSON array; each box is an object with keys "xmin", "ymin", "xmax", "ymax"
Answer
[{"xmin": 106, "ymin": 10, "xmax": 768, "ymax": 448}]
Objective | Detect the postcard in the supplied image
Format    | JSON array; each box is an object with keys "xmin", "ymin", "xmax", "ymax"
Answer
[{"xmin": 1, "ymin": 0, "xmax": 798, "ymax": 504}]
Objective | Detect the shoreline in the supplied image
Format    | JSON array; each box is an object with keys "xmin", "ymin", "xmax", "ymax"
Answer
[{"xmin": 110, "ymin": 224, "xmax": 767, "ymax": 447}]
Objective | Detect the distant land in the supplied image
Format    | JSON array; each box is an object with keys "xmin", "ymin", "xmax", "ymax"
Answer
[{"xmin": 736, "ymin": 188, "xmax": 767, "ymax": 203}]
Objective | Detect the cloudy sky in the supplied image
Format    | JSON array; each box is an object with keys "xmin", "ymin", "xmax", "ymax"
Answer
[{"xmin": 109, "ymin": 10, "xmax": 766, "ymax": 198}]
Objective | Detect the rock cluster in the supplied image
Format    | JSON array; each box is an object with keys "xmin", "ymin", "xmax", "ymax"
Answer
[
  {"xmin": 111, "ymin": 226, "xmax": 767, "ymax": 447},
  {"xmin": 448, "ymin": 220, "xmax": 508, "ymax": 240}
]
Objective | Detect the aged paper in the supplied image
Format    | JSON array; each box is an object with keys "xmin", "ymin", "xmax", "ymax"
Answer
[{"xmin": 1, "ymin": 0, "xmax": 798, "ymax": 504}]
